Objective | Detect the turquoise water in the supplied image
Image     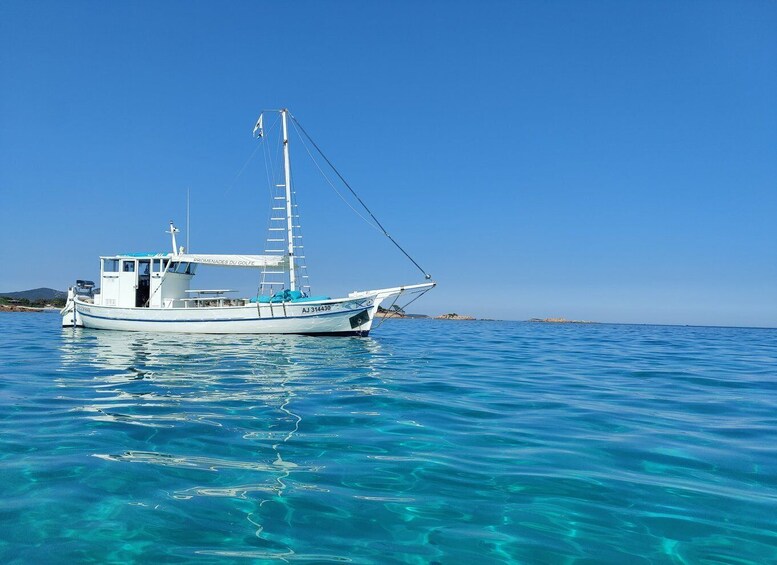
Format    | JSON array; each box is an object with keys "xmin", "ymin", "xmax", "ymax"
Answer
[{"xmin": 1, "ymin": 313, "xmax": 775, "ymax": 564}]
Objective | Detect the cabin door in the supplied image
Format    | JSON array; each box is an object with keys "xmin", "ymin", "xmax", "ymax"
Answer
[{"xmin": 136, "ymin": 260, "xmax": 151, "ymax": 307}]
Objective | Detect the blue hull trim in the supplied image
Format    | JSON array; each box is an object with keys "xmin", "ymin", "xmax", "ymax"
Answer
[
  {"xmin": 299, "ymin": 331, "xmax": 370, "ymax": 337},
  {"xmin": 76, "ymin": 306, "xmax": 366, "ymax": 324}
]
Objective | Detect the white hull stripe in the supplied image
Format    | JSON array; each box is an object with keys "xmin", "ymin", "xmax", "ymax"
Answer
[{"xmin": 76, "ymin": 307, "xmax": 368, "ymax": 324}]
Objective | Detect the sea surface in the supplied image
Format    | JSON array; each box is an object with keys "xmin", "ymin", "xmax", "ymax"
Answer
[{"xmin": 0, "ymin": 313, "xmax": 775, "ymax": 564}]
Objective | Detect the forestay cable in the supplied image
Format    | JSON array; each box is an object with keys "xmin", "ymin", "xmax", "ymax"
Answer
[
  {"xmin": 290, "ymin": 120, "xmax": 380, "ymax": 232},
  {"xmin": 289, "ymin": 113, "xmax": 432, "ymax": 281}
]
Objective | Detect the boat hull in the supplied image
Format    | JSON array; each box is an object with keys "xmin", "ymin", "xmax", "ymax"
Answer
[
  {"xmin": 61, "ymin": 283, "xmax": 435, "ymax": 335},
  {"xmin": 69, "ymin": 298, "xmax": 377, "ymax": 335}
]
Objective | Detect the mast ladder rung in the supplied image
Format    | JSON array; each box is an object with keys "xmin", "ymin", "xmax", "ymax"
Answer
[
  {"xmin": 274, "ymin": 197, "xmax": 285, "ymax": 200},
  {"xmin": 270, "ymin": 217, "xmax": 285, "ymax": 221},
  {"xmin": 268, "ymin": 228, "xmax": 284, "ymax": 231},
  {"xmin": 262, "ymin": 271, "xmax": 285, "ymax": 274},
  {"xmin": 267, "ymin": 238, "xmax": 284, "ymax": 242},
  {"xmin": 272, "ymin": 207, "xmax": 285, "ymax": 210},
  {"xmin": 275, "ymin": 184, "xmax": 286, "ymax": 187},
  {"xmin": 264, "ymin": 249, "xmax": 284, "ymax": 252}
]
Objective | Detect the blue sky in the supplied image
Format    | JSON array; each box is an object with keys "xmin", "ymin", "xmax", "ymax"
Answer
[{"xmin": 1, "ymin": 1, "xmax": 775, "ymax": 326}]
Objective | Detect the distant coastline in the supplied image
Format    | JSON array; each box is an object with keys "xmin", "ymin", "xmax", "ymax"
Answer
[
  {"xmin": 376, "ymin": 306, "xmax": 477, "ymax": 321},
  {"xmin": 0, "ymin": 297, "xmax": 771, "ymax": 329},
  {"xmin": 1, "ymin": 288, "xmax": 67, "ymax": 311},
  {"xmin": 2, "ymin": 289, "xmax": 597, "ymax": 325},
  {"xmin": 0, "ymin": 304, "xmax": 47, "ymax": 313},
  {"xmin": 377, "ymin": 313, "xmax": 598, "ymax": 323},
  {"xmin": 528, "ymin": 317, "xmax": 597, "ymax": 324}
]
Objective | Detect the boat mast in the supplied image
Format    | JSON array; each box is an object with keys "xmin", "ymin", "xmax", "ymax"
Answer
[
  {"xmin": 167, "ymin": 221, "xmax": 180, "ymax": 256},
  {"xmin": 281, "ymin": 109, "xmax": 297, "ymax": 291}
]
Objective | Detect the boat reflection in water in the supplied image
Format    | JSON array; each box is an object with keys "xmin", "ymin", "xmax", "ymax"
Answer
[
  {"xmin": 57, "ymin": 327, "xmax": 388, "ymax": 557},
  {"xmin": 59, "ymin": 326, "xmax": 385, "ymax": 378}
]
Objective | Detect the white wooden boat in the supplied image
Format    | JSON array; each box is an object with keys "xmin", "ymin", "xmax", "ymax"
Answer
[{"xmin": 61, "ymin": 109, "xmax": 434, "ymax": 335}]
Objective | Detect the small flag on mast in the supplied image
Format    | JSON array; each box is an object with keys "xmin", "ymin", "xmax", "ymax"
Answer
[{"xmin": 252, "ymin": 114, "xmax": 264, "ymax": 138}]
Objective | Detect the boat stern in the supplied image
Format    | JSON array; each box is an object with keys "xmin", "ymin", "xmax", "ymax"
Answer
[
  {"xmin": 61, "ymin": 289, "xmax": 81, "ymax": 327},
  {"xmin": 61, "ymin": 280, "xmax": 96, "ymax": 327}
]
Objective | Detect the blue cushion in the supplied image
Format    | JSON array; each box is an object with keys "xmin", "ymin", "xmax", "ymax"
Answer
[
  {"xmin": 251, "ymin": 290, "xmax": 331, "ymax": 304},
  {"xmin": 291, "ymin": 295, "xmax": 331, "ymax": 302}
]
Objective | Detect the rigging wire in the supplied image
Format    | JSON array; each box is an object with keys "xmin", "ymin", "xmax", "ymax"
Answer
[
  {"xmin": 290, "ymin": 119, "xmax": 380, "ymax": 232},
  {"xmin": 224, "ymin": 114, "xmax": 281, "ymax": 195},
  {"xmin": 224, "ymin": 143, "xmax": 261, "ymax": 196},
  {"xmin": 257, "ymin": 115, "xmax": 314, "ymax": 295},
  {"xmin": 287, "ymin": 159, "xmax": 313, "ymax": 294},
  {"xmin": 289, "ymin": 113, "xmax": 432, "ymax": 281},
  {"xmin": 372, "ymin": 286, "xmax": 434, "ymax": 330},
  {"xmin": 258, "ymin": 127, "xmax": 275, "ymax": 295},
  {"xmin": 258, "ymin": 116, "xmax": 286, "ymax": 296}
]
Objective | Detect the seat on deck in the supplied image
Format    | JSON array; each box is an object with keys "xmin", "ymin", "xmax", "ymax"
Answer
[{"xmin": 249, "ymin": 289, "xmax": 331, "ymax": 303}]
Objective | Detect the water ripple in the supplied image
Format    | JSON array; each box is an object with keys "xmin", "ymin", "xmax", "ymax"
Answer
[{"xmin": 0, "ymin": 314, "xmax": 775, "ymax": 563}]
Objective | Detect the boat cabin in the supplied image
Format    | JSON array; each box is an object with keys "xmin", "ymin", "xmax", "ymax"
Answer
[
  {"xmin": 88, "ymin": 243, "xmax": 292, "ymax": 310},
  {"xmin": 97, "ymin": 253, "xmax": 196, "ymax": 308}
]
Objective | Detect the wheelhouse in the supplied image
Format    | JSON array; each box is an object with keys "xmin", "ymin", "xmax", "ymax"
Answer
[{"xmin": 98, "ymin": 252, "xmax": 197, "ymax": 308}]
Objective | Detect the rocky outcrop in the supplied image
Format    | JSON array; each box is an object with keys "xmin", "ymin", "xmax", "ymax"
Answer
[
  {"xmin": 435, "ymin": 313, "xmax": 475, "ymax": 320},
  {"xmin": 0, "ymin": 304, "xmax": 44, "ymax": 312},
  {"xmin": 375, "ymin": 310, "xmax": 406, "ymax": 318}
]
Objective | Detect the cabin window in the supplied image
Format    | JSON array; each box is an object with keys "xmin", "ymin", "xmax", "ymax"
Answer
[
  {"xmin": 167, "ymin": 261, "xmax": 196, "ymax": 274},
  {"xmin": 122, "ymin": 261, "xmax": 136, "ymax": 273},
  {"xmin": 162, "ymin": 259, "xmax": 170, "ymax": 271},
  {"xmin": 152, "ymin": 259, "xmax": 161, "ymax": 272},
  {"xmin": 103, "ymin": 259, "xmax": 119, "ymax": 272},
  {"xmin": 139, "ymin": 261, "xmax": 150, "ymax": 275}
]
